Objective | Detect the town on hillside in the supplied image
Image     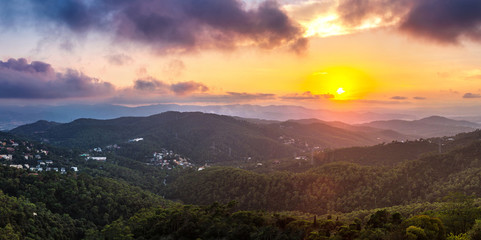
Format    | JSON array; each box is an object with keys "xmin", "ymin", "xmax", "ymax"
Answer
[{"xmin": 0, "ymin": 137, "xmax": 78, "ymax": 173}]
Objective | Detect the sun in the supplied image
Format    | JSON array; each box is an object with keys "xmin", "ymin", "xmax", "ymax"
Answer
[
  {"xmin": 305, "ymin": 66, "xmax": 376, "ymax": 100},
  {"xmin": 337, "ymin": 88, "xmax": 345, "ymax": 95}
]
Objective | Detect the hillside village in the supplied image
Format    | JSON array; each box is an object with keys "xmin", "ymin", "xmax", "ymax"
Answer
[
  {"xmin": 83, "ymin": 137, "xmax": 200, "ymax": 170},
  {"xmin": 0, "ymin": 136, "xmax": 79, "ymax": 173},
  {"xmin": 149, "ymin": 148, "xmax": 195, "ymax": 170}
]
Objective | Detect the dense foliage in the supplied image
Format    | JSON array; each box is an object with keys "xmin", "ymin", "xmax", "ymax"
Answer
[
  {"xmin": 4, "ymin": 122, "xmax": 481, "ymax": 239},
  {"xmin": 0, "ymin": 166, "xmax": 169, "ymax": 239},
  {"xmin": 166, "ymin": 139, "xmax": 481, "ymax": 215}
]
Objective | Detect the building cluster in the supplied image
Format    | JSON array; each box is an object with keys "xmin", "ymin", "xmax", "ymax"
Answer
[
  {"xmin": 279, "ymin": 136, "xmax": 296, "ymax": 145},
  {"xmin": 0, "ymin": 138, "xmax": 78, "ymax": 173},
  {"xmin": 28, "ymin": 160, "xmax": 78, "ymax": 173},
  {"xmin": 80, "ymin": 153, "xmax": 107, "ymax": 161},
  {"xmin": 149, "ymin": 149, "xmax": 194, "ymax": 170}
]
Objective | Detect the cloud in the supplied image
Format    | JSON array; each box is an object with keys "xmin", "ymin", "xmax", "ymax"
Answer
[
  {"xmin": 463, "ymin": 93, "xmax": 481, "ymax": 98},
  {"xmin": 14, "ymin": 0, "xmax": 306, "ymax": 52},
  {"xmin": 171, "ymin": 81, "xmax": 209, "ymax": 95},
  {"xmin": 413, "ymin": 96, "xmax": 426, "ymax": 100},
  {"xmin": 133, "ymin": 77, "xmax": 208, "ymax": 95},
  {"xmin": 281, "ymin": 91, "xmax": 334, "ymax": 100},
  {"xmin": 134, "ymin": 77, "xmax": 169, "ymax": 92},
  {"xmin": 337, "ymin": 0, "xmax": 412, "ymax": 27},
  {"xmin": 336, "ymin": 0, "xmax": 481, "ymax": 44},
  {"xmin": 0, "ymin": 58, "xmax": 114, "ymax": 99},
  {"xmin": 391, "ymin": 96, "xmax": 408, "ymax": 100},
  {"xmin": 401, "ymin": 0, "xmax": 481, "ymax": 44},
  {"xmin": 106, "ymin": 54, "xmax": 133, "ymax": 66}
]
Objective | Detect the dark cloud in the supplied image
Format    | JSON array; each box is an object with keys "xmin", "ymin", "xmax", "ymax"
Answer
[
  {"xmin": 28, "ymin": 0, "xmax": 103, "ymax": 32},
  {"xmin": 134, "ymin": 77, "xmax": 169, "ymax": 91},
  {"xmin": 413, "ymin": 96, "xmax": 426, "ymax": 100},
  {"xmin": 337, "ymin": 0, "xmax": 412, "ymax": 26},
  {"xmin": 401, "ymin": 0, "xmax": 481, "ymax": 44},
  {"xmin": 0, "ymin": 58, "xmax": 114, "ymax": 99},
  {"xmin": 0, "ymin": 58, "xmax": 53, "ymax": 73},
  {"xmin": 281, "ymin": 91, "xmax": 334, "ymax": 100},
  {"xmin": 463, "ymin": 93, "xmax": 481, "ymax": 98},
  {"xmin": 337, "ymin": 0, "xmax": 481, "ymax": 44},
  {"xmin": 106, "ymin": 54, "xmax": 133, "ymax": 66},
  {"xmin": 17, "ymin": 0, "xmax": 305, "ymax": 52},
  {"xmin": 133, "ymin": 77, "xmax": 208, "ymax": 95},
  {"xmin": 391, "ymin": 96, "xmax": 408, "ymax": 100},
  {"xmin": 171, "ymin": 81, "xmax": 209, "ymax": 95}
]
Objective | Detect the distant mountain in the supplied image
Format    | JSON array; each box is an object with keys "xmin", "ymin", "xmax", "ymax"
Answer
[
  {"xmin": 11, "ymin": 112, "xmax": 409, "ymax": 163},
  {"xmin": 0, "ymin": 103, "xmax": 415, "ymax": 130},
  {"xmin": 360, "ymin": 116, "xmax": 481, "ymax": 137}
]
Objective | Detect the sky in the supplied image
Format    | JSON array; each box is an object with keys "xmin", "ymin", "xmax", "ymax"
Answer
[{"xmin": 1, "ymin": 0, "xmax": 481, "ymax": 116}]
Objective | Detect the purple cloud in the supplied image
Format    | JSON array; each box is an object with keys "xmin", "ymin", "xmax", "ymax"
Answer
[
  {"xmin": 171, "ymin": 81, "xmax": 209, "ymax": 95},
  {"xmin": 413, "ymin": 96, "xmax": 426, "ymax": 100},
  {"xmin": 463, "ymin": 93, "xmax": 481, "ymax": 98},
  {"xmin": 134, "ymin": 77, "xmax": 169, "ymax": 92},
  {"xmin": 337, "ymin": 0, "xmax": 413, "ymax": 26},
  {"xmin": 0, "ymin": 58, "xmax": 113, "ymax": 99},
  {"xmin": 17, "ymin": 0, "xmax": 306, "ymax": 52},
  {"xmin": 133, "ymin": 77, "xmax": 208, "ymax": 95},
  {"xmin": 337, "ymin": 0, "xmax": 481, "ymax": 44},
  {"xmin": 401, "ymin": 0, "xmax": 481, "ymax": 44},
  {"xmin": 391, "ymin": 96, "xmax": 408, "ymax": 100}
]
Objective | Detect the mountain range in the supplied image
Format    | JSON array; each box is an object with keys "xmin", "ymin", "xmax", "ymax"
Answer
[
  {"xmin": 360, "ymin": 116, "xmax": 481, "ymax": 137},
  {"xmin": 0, "ymin": 103, "xmax": 414, "ymax": 130},
  {"xmin": 10, "ymin": 111, "xmax": 411, "ymax": 163},
  {"xmin": 10, "ymin": 112, "xmax": 480, "ymax": 163}
]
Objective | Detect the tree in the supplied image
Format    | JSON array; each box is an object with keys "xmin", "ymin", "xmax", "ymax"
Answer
[
  {"xmin": 439, "ymin": 193, "xmax": 481, "ymax": 235},
  {"xmin": 402, "ymin": 215, "xmax": 445, "ymax": 240},
  {"xmin": 0, "ymin": 224, "xmax": 20, "ymax": 240},
  {"xmin": 101, "ymin": 218, "xmax": 133, "ymax": 240}
]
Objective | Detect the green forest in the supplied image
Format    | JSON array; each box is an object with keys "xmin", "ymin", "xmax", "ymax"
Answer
[{"xmin": 3, "ymin": 125, "xmax": 481, "ymax": 239}]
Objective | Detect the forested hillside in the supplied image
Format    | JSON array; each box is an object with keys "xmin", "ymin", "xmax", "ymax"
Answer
[
  {"xmin": 165, "ymin": 131, "xmax": 481, "ymax": 215},
  {"xmin": 4, "ymin": 122, "xmax": 481, "ymax": 239},
  {"xmin": 10, "ymin": 112, "xmax": 408, "ymax": 163}
]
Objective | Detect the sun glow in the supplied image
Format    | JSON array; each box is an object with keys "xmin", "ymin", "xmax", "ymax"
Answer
[
  {"xmin": 301, "ymin": 13, "xmax": 398, "ymax": 38},
  {"xmin": 304, "ymin": 67, "xmax": 376, "ymax": 101}
]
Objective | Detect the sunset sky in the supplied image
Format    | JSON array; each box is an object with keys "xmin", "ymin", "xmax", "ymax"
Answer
[{"xmin": 1, "ymin": 0, "xmax": 481, "ymax": 116}]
